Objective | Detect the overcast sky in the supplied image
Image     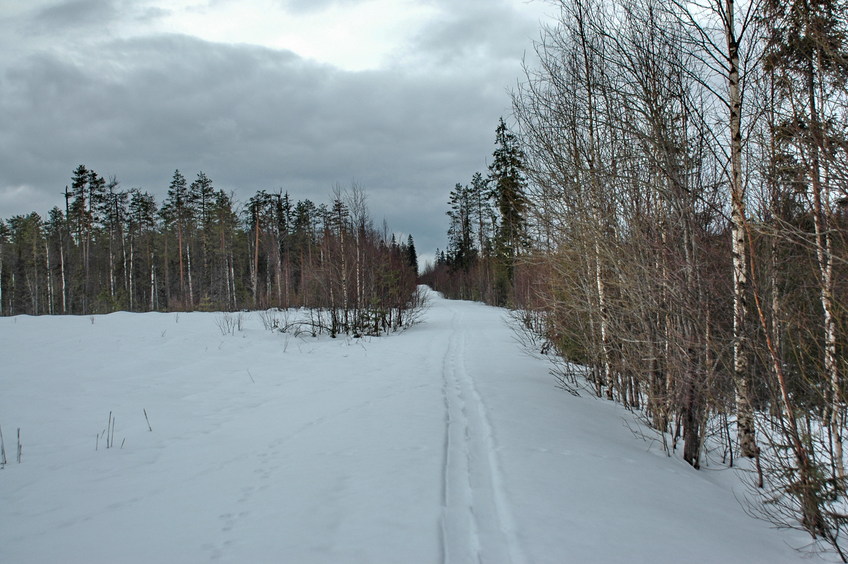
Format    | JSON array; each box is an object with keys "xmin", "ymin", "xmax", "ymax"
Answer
[{"xmin": 0, "ymin": 0, "xmax": 553, "ymax": 265}]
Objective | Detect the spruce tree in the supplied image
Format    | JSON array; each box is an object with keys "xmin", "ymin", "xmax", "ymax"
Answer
[
  {"xmin": 406, "ymin": 234, "xmax": 418, "ymax": 274},
  {"xmin": 488, "ymin": 118, "xmax": 528, "ymax": 304}
]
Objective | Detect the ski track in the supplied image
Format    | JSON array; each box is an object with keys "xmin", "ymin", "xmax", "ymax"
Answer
[{"xmin": 440, "ymin": 309, "xmax": 525, "ymax": 564}]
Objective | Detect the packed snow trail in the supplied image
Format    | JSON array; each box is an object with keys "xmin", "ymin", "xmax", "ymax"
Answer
[
  {"xmin": 440, "ymin": 309, "xmax": 524, "ymax": 564},
  {"xmin": 0, "ymin": 289, "xmax": 813, "ymax": 562}
]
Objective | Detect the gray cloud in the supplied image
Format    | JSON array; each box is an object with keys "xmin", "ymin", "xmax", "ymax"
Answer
[
  {"xmin": 33, "ymin": 0, "xmax": 121, "ymax": 29},
  {"xmin": 404, "ymin": 0, "xmax": 541, "ymax": 68},
  {"xmin": 277, "ymin": 0, "xmax": 364, "ymax": 15},
  {"xmin": 0, "ymin": 0, "xmax": 547, "ymax": 264}
]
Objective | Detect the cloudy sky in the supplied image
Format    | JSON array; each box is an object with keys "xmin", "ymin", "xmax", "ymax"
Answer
[{"xmin": 0, "ymin": 0, "xmax": 553, "ymax": 265}]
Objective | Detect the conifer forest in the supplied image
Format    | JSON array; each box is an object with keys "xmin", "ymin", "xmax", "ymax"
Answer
[{"xmin": 0, "ymin": 167, "xmax": 419, "ymax": 337}]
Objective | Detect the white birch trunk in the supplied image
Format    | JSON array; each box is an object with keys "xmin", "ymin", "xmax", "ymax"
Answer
[
  {"xmin": 725, "ymin": 0, "xmax": 758, "ymax": 458},
  {"xmin": 45, "ymin": 241, "xmax": 54, "ymax": 315},
  {"xmin": 59, "ymin": 243, "xmax": 66, "ymax": 314},
  {"xmin": 186, "ymin": 242, "xmax": 194, "ymax": 308}
]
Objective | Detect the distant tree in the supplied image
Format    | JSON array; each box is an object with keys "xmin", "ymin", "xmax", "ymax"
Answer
[
  {"xmin": 160, "ymin": 170, "xmax": 193, "ymax": 308},
  {"xmin": 65, "ymin": 165, "xmax": 108, "ymax": 313},
  {"xmin": 99, "ymin": 177, "xmax": 128, "ymax": 308},
  {"xmin": 189, "ymin": 172, "xmax": 215, "ymax": 229},
  {"xmin": 44, "ymin": 207, "xmax": 69, "ymax": 314},
  {"xmin": 209, "ymin": 190, "xmax": 239, "ymax": 309},
  {"xmin": 469, "ymin": 171, "xmax": 495, "ymax": 300},
  {"xmin": 291, "ymin": 198, "xmax": 318, "ymax": 301},
  {"xmin": 446, "ymin": 182, "xmax": 476, "ymax": 274},
  {"xmin": 406, "ymin": 234, "xmax": 418, "ymax": 274},
  {"xmin": 127, "ymin": 189, "xmax": 158, "ymax": 310},
  {"xmin": 488, "ymin": 118, "xmax": 528, "ymax": 304},
  {"xmin": 189, "ymin": 171, "xmax": 216, "ymax": 306},
  {"xmin": 468, "ymin": 171, "xmax": 495, "ymax": 258},
  {"xmin": 0, "ymin": 222, "xmax": 8, "ymax": 315},
  {"xmin": 7, "ymin": 213, "xmax": 45, "ymax": 315}
]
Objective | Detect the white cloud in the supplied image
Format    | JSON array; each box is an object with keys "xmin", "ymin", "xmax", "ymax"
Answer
[{"xmin": 144, "ymin": 0, "xmax": 439, "ymax": 71}]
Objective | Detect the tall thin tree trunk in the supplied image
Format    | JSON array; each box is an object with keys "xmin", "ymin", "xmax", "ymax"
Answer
[
  {"xmin": 177, "ymin": 223, "xmax": 185, "ymax": 307},
  {"xmin": 575, "ymin": 0, "xmax": 611, "ymax": 396},
  {"xmin": 129, "ymin": 238, "xmax": 135, "ymax": 311},
  {"xmin": 186, "ymin": 242, "xmax": 194, "ymax": 308},
  {"xmin": 229, "ymin": 251, "xmax": 236, "ymax": 310},
  {"xmin": 45, "ymin": 241, "xmax": 54, "ymax": 315},
  {"xmin": 109, "ymin": 236, "xmax": 115, "ymax": 299},
  {"xmin": 121, "ymin": 227, "xmax": 128, "ymax": 308},
  {"xmin": 806, "ymin": 54, "xmax": 844, "ymax": 482},
  {"xmin": 252, "ymin": 216, "xmax": 260, "ymax": 307},
  {"xmin": 726, "ymin": 0, "xmax": 758, "ymax": 459},
  {"xmin": 164, "ymin": 234, "xmax": 171, "ymax": 308},
  {"xmin": 59, "ymin": 241, "xmax": 66, "ymax": 314},
  {"xmin": 149, "ymin": 246, "xmax": 156, "ymax": 311},
  {"xmin": 0, "ymin": 243, "xmax": 3, "ymax": 316}
]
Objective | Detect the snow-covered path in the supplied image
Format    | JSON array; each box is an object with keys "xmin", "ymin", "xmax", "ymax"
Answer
[
  {"xmin": 0, "ymin": 290, "xmax": 809, "ymax": 562},
  {"xmin": 439, "ymin": 308, "xmax": 523, "ymax": 564}
]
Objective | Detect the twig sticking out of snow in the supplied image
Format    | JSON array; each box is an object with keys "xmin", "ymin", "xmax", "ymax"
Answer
[
  {"xmin": 104, "ymin": 411, "xmax": 117, "ymax": 449},
  {"xmin": 0, "ymin": 424, "xmax": 7, "ymax": 466},
  {"xmin": 144, "ymin": 408, "xmax": 152, "ymax": 432},
  {"xmin": 110, "ymin": 415, "xmax": 116, "ymax": 449},
  {"xmin": 16, "ymin": 428, "xmax": 21, "ymax": 463}
]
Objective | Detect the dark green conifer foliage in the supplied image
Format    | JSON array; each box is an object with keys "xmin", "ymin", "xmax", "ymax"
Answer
[
  {"xmin": 488, "ymin": 118, "xmax": 528, "ymax": 304},
  {"xmin": 446, "ymin": 182, "xmax": 476, "ymax": 273},
  {"xmin": 406, "ymin": 234, "xmax": 417, "ymax": 274}
]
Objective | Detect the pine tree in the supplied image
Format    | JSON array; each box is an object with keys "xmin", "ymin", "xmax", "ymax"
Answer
[
  {"xmin": 468, "ymin": 171, "xmax": 494, "ymax": 257},
  {"xmin": 128, "ymin": 190, "xmax": 158, "ymax": 310},
  {"xmin": 44, "ymin": 207, "xmax": 69, "ymax": 314},
  {"xmin": 446, "ymin": 183, "xmax": 475, "ymax": 272},
  {"xmin": 99, "ymin": 177, "xmax": 128, "ymax": 307},
  {"xmin": 189, "ymin": 171, "xmax": 215, "ymax": 303},
  {"xmin": 209, "ymin": 190, "xmax": 239, "ymax": 309},
  {"xmin": 68, "ymin": 165, "xmax": 89, "ymax": 246},
  {"xmin": 7, "ymin": 213, "xmax": 46, "ymax": 315},
  {"xmin": 160, "ymin": 170, "xmax": 193, "ymax": 307}
]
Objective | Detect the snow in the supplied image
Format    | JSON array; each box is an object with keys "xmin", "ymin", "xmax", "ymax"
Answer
[{"xmin": 0, "ymin": 289, "xmax": 812, "ymax": 562}]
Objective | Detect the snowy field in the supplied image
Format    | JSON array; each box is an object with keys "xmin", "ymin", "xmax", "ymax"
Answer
[{"xmin": 0, "ymin": 289, "xmax": 813, "ymax": 562}]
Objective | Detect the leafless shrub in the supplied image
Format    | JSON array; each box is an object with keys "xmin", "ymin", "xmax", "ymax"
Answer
[
  {"xmin": 215, "ymin": 312, "xmax": 242, "ymax": 335},
  {"xmin": 257, "ymin": 309, "xmax": 280, "ymax": 331}
]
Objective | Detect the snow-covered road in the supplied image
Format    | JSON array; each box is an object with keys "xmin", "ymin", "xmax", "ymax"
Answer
[{"xmin": 0, "ymin": 290, "xmax": 810, "ymax": 562}]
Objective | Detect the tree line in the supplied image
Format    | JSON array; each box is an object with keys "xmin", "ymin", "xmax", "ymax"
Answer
[
  {"xmin": 0, "ymin": 166, "xmax": 420, "ymax": 336},
  {"xmin": 427, "ymin": 0, "xmax": 848, "ymax": 556}
]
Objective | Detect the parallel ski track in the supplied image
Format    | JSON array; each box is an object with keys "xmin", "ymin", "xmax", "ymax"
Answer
[{"xmin": 440, "ymin": 309, "xmax": 525, "ymax": 564}]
